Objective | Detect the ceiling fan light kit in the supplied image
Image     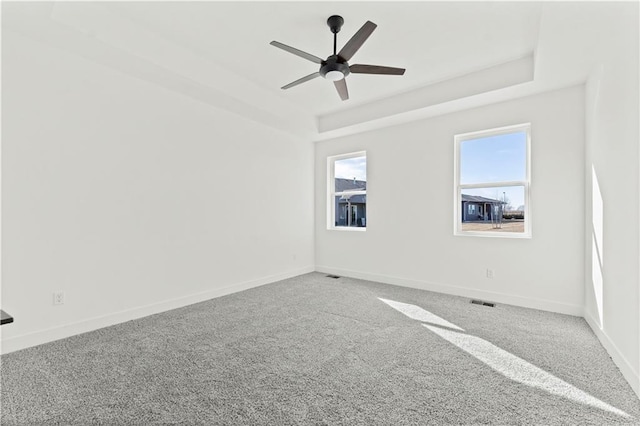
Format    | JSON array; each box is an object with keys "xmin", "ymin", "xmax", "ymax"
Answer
[
  {"xmin": 270, "ymin": 15, "xmax": 405, "ymax": 101},
  {"xmin": 324, "ymin": 70, "xmax": 346, "ymax": 81},
  {"xmin": 320, "ymin": 57, "xmax": 350, "ymax": 81}
]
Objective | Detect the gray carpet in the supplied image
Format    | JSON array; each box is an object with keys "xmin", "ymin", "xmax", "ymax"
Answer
[{"xmin": 1, "ymin": 272, "xmax": 639, "ymax": 425}]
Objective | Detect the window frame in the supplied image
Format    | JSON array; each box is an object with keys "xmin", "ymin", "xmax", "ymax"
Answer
[
  {"xmin": 453, "ymin": 123, "xmax": 531, "ymax": 238},
  {"xmin": 327, "ymin": 151, "xmax": 367, "ymax": 232}
]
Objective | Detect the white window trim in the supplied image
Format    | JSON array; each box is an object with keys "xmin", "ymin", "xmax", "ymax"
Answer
[
  {"xmin": 453, "ymin": 123, "xmax": 531, "ymax": 238},
  {"xmin": 327, "ymin": 151, "xmax": 367, "ymax": 232}
]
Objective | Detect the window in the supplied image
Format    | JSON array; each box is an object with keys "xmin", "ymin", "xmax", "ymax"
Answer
[
  {"xmin": 454, "ymin": 123, "xmax": 531, "ymax": 237},
  {"xmin": 328, "ymin": 152, "xmax": 367, "ymax": 230}
]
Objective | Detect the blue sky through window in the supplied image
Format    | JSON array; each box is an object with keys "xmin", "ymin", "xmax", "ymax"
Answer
[
  {"xmin": 460, "ymin": 131, "xmax": 527, "ymax": 210},
  {"xmin": 335, "ymin": 156, "xmax": 367, "ymax": 181}
]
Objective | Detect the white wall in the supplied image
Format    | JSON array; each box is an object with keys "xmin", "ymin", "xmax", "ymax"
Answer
[
  {"xmin": 315, "ymin": 85, "xmax": 585, "ymax": 315},
  {"xmin": 1, "ymin": 31, "xmax": 314, "ymax": 353},
  {"xmin": 583, "ymin": 5, "xmax": 639, "ymax": 396}
]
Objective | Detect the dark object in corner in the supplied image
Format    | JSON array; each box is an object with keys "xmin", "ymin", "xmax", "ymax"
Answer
[
  {"xmin": 1, "ymin": 309, "xmax": 14, "ymax": 325},
  {"xmin": 326, "ymin": 275, "xmax": 341, "ymax": 279}
]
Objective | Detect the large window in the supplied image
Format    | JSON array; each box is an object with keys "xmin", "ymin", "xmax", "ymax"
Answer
[
  {"xmin": 454, "ymin": 124, "xmax": 531, "ymax": 237},
  {"xmin": 327, "ymin": 152, "xmax": 367, "ymax": 230}
]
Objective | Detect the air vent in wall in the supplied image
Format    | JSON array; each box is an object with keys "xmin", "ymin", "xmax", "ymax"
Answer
[
  {"xmin": 326, "ymin": 275, "xmax": 341, "ymax": 279},
  {"xmin": 471, "ymin": 299, "xmax": 495, "ymax": 307}
]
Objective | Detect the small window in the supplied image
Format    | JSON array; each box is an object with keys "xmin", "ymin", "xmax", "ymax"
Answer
[
  {"xmin": 328, "ymin": 152, "xmax": 367, "ymax": 231},
  {"xmin": 454, "ymin": 124, "xmax": 531, "ymax": 237}
]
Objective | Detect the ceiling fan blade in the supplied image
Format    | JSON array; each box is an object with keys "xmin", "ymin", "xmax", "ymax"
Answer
[
  {"xmin": 270, "ymin": 41, "xmax": 323, "ymax": 64},
  {"xmin": 334, "ymin": 79, "xmax": 349, "ymax": 101},
  {"xmin": 281, "ymin": 72, "xmax": 321, "ymax": 90},
  {"xmin": 350, "ymin": 64, "xmax": 406, "ymax": 75},
  {"xmin": 337, "ymin": 21, "xmax": 377, "ymax": 61}
]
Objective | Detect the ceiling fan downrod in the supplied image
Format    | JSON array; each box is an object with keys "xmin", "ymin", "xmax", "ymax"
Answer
[{"xmin": 327, "ymin": 15, "xmax": 344, "ymax": 55}]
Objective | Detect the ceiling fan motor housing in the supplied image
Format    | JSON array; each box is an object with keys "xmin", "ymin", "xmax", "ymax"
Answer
[{"xmin": 320, "ymin": 55, "xmax": 350, "ymax": 80}]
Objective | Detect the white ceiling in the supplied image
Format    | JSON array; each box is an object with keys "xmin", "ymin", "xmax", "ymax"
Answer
[
  {"xmin": 2, "ymin": 1, "xmax": 632, "ymax": 140},
  {"xmin": 102, "ymin": 1, "xmax": 542, "ymax": 116}
]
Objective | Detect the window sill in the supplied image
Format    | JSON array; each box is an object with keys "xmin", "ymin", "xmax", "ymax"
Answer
[
  {"xmin": 454, "ymin": 231, "xmax": 531, "ymax": 239},
  {"xmin": 328, "ymin": 227, "xmax": 367, "ymax": 232}
]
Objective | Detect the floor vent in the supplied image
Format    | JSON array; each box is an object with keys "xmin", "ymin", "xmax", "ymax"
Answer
[
  {"xmin": 326, "ymin": 274, "xmax": 341, "ymax": 279},
  {"xmin": 471, "ymin": 299, "xmax": 495, "ymax": 307}
]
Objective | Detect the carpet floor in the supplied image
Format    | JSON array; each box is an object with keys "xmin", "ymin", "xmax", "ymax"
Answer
[{"xmin": 1, "ymin": 272, "xmax": 639, "ymax": 425}]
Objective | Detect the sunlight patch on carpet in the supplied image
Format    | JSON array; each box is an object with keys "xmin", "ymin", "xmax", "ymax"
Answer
[
  {"xmin": 378, "ymin": 298, "xmax": 464, "ymax": 331},
  {"xmin": 378, "ymin": 297, "xmax": 630, "ymax": 419},
  {"xmin": 425, "ymin": 324, "xmax": 629, "ymax": 418}
]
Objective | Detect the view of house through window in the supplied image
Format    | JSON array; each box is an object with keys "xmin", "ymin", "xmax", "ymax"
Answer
[
  {"xmin": 328, "ymin": 152, "xmax": 367, "ymax": 229},
  {"xmin": 455, "ymin": 124, "xmax": 530, "ymax": 237}
]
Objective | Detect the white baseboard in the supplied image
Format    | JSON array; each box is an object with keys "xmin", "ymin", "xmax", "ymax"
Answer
[
  {"xmin": 315, "ymin": 265, "xmax": 584, "ymax": 316},
  {"xmin": 584, "ymin": 313, "xmax": 640, "ymax": 399},
  {"xmin": 1, "ymin": 266, "xmax": 314, "ymax": 355}
]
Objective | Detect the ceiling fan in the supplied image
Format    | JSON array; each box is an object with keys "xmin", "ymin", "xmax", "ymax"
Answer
[{"xmin": 270, "ymin": 15, "xmax": 405, "ymax": 101}]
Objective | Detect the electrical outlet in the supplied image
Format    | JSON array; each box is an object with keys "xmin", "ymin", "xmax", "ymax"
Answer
[
  {"xmin": 53, "ymin": 292, "xmax": 65, "ymax": 305},
  {"xmin": 486, "ymin": 269, "xmax": 495, "ymax": 279}
]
